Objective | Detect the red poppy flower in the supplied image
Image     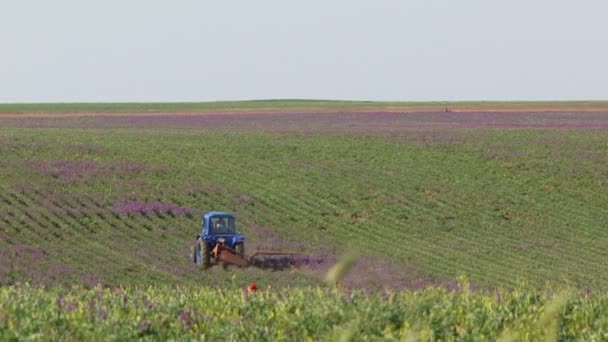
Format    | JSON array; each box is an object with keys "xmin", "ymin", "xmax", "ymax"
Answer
[{"xmin": 248, "ymin": 283, "xmax": 257, "ymax": 292}]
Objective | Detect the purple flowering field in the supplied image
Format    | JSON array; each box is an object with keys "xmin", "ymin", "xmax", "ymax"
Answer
[{"xmin": 1, "ymin": 108, "xmax": 608, "ymax": 290}]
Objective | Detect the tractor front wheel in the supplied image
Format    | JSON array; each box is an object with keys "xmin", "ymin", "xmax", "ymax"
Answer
[{"xmin": 235, "ymin": 243, "xmax": 245, "ymax": 257}]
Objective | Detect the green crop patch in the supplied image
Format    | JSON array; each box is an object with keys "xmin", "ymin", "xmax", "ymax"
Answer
[{"xmin": 1, "ymin": 284, "xmax": 607, "ymax": 340}]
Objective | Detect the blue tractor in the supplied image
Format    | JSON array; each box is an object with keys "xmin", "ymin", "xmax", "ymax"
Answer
[
  {"xmin": 193, "ymin": 211, "xmax": 246, "ymax": 268},
  {"xmin": 191, "ymin": 211, "xmax": 303, "ymax": 269}
]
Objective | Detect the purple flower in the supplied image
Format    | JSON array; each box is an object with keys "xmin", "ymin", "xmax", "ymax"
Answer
[
  {"xmin": 138, "ymin": 320, "xmax": 152, "ymax": 334},
  {"xmin": 98, "ymin": 308, "xmax": 108, "ymax": 320},
  {"xmin": 179, "ymin": 309, "xmax": 191, "ymax": 328},
  {"xmin": 35, "ymin": 160, "xmax": 98, "ymax": 182},
  {"xmin": 81, "ymin": 273, "xmax": 102, "ymax": 287},
  {"xmin": 112, "ymin": 200, "xmax": 195, "ymax": 217},
  {"xmin": 55, "ymin": 295, "xmax": 64, "ymax": 311},
  {"xmin": 120, "ymin": 163, "xmax": 145, "ymax": 173}
]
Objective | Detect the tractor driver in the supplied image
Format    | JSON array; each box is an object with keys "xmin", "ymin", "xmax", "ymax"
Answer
[{"xmin": 215, "ymin": 219, "xmax": 225, "ymax": 234}]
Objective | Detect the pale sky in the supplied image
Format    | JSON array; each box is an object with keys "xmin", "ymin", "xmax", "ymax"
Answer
[{"xmin": 1, "ymin": 0, "xmax": 607, "ymax": 102}]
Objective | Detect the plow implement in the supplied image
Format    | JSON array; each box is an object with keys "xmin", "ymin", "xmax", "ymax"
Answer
[
  {"xmin": 209, "ymin": 242, "xmax": 306, "ymax": 269},
  {"xmin": 211, "ymin": 242, "xmax": 248, "ymax": 267}
]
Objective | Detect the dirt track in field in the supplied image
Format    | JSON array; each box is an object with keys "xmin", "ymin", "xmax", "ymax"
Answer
[
  {"xmin": 2, "ymin": 102, "xmax": 608, "ymax": 118},
  {"xmin": 245, "ymin": 225, "xmax": 458, "ymax": 291}
]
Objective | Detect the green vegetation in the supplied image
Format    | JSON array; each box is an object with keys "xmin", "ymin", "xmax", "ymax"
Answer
[
  {"xmin": 1, "ymin": 100, "xmax": 607, "ymax": 114},
  {"xmin": 1, "ymin": 124, "xmax": 608, "ymax": 288},
  {"xmin": 1, "ymin": 283, "xmax": 607, "ymax": 340},
  {"xmin": 0, "ymin": 100, "xmax": 380, "ymax": 114}
]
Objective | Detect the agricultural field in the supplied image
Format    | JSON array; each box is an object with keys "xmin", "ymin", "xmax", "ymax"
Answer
[{"xmin": 1, "ymin": 101, "xmax": 608, "ymax": 338}]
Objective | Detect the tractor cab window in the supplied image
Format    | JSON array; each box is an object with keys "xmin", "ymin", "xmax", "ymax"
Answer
[{"xmin": 210, "ymin": 217, "xmax": 236, "ymax": 235}]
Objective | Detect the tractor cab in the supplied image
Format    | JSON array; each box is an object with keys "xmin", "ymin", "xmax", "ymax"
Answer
[{"xmin": 200, "ymin": 211, "xmax": 245, "ymax": 248}]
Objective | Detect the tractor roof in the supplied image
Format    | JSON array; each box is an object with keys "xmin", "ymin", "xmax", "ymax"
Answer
[{"xmin": 203, "ymin": 211, "xmax": 235, "ymax": 220}]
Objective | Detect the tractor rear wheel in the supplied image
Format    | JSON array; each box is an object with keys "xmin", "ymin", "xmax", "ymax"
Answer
[
  {"xmin": 235, "ymin": 243, "xmax": 245, "ymax": 257},
  {"xmin": 191, "ymin": 245, "xmax": 197, "ymax": 264},
  {"xmin": 201, "ymin": 241, "xmax": 211, "ymax": 268}
]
